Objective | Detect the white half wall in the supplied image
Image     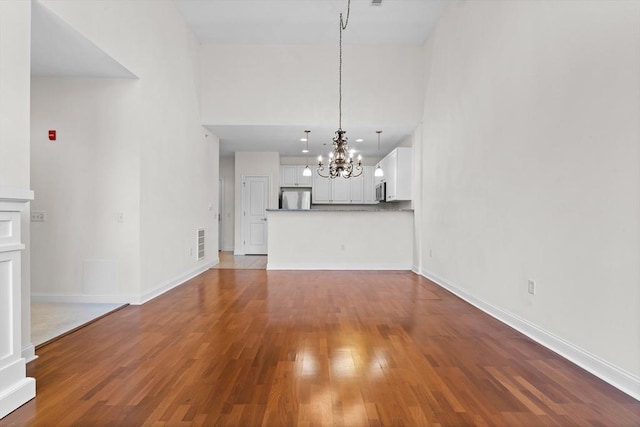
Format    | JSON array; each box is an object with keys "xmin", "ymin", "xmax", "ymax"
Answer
[
  {"xmin": 417, "ymin": 0, "xmax": 640, "ymax": 397},
  {"xmin": 267, "ymin": 210, "xmax": 413, "ymax": 270}
]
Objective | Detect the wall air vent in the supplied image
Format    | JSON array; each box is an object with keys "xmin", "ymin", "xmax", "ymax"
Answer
[
  {"xmin": 197, "ymin": 228, "xmax": 205, "ymax": 260},
  {"xmin": 371, "ymin": 0, "xmax": 382, "ymax": 5}
]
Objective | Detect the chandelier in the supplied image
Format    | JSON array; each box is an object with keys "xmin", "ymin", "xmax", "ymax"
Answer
[{"xmin": 317, "ymin": 0, "xmax": 363, "ymax": 179}]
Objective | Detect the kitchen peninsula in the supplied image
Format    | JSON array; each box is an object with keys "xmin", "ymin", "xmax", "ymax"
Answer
[{"xmin": 266, "ymin": 208, "xmax": 413, "ymax": 270}]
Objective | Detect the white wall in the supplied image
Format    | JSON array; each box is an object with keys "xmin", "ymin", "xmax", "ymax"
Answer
[
  {"xmin": 30, "ymin": 78, "xmax": 141, "ymax": 301},
  {"xmin": 38, "ymin": 0, "xmax": 219, "ymax": 303},
  {"xmin": 417, "ymin": 0, "xmax": 640, "ymax": 397},
  {"xmin": 0, "ymin": 0, "xmax": 37, "ymax": 409},
  {"xmin": 234, "ymin": 152, "xmax": 280, "ymax": 254},
  {"xmin": 201, "ymin": 44, "xmax": 424, "ymax": 130},
  {"xmin": 0, "ymin": 2, "xmax": 30, "ymax": 190},
  {"xmin": 219, "ymin": 156, "xmax": 235, "ymax": 251}
]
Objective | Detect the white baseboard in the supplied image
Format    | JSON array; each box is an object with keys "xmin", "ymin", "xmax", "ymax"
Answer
[
  {"xmin": 420, "ymin": 268, "xmax": 640, "ymax": 401},
  {"xmin": 233, "ymin": 250, "xmax": 245, "ymax": 256},
  {"xmin": 0, "ymin": 358, "xmax": 35, "ymax": 419},
  {"xmin": 136, "ymin": 261, "xmax": 216, "ymax": 305},
  {"xmin": 31, "ymin": 260, "xmax": 218, "ymax": 306},
  {"xmin": 31, "ymin": 294, "xmax": 133, "ymax": 304},
  {"xmin": 21, "ymin": 344, "xmax": 37, "ymax": 364},
  {"xmin": 223, "ymin": 246, "xmax": 234, "ymax": 252},
  {"xmin": 0, "ymin": 377, "xmax": 35, "ymax": 419},
  {"xmin": 267, "ymin": 262, "xmax": 412, "ymax": 271}
]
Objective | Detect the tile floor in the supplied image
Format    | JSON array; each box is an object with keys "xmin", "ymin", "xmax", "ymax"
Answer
[
  {"xmin": 31, "ymin": 302, "xmax": 125, "ymax": 347},
  {"xmin": 213, "ymin": 251, "xmax": 267, "ymax": 269}
]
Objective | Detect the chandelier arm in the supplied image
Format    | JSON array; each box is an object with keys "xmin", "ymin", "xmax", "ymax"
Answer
[
  {"xmin": 352, "ymin": 165, "xmax": 363, "ymax": 178},
  {"xmin": 317, "ymin": 167, "xmax": 330, "ymax": 178}
]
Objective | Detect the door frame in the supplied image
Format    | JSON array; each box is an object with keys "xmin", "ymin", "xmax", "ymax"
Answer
[
  {"xmin": 218, "ymin": 177, "xmax": 224, "ymax": 251},
  {"xmin": 240, "ymin": 174, "xmax": 271, "ymax": 255}
]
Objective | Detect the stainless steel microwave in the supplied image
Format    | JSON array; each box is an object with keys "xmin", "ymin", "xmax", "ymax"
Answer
[{"xmin": 375, "ymin": 182, "xmax": 386, "ymax": 202}]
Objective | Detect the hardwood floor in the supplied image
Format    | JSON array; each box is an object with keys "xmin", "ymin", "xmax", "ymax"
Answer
[{"xmin": 4, "ymin": 270, "xmax": 639, "ymax": 426}]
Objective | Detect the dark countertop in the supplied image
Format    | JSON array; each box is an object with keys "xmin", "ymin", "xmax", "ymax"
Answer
[{"xmin": 266, "ymin": 208, "xmax": 414, "ymax": 212}]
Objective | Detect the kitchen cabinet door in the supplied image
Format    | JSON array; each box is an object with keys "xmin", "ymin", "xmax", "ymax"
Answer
[
  {"xmin": 281, "ymin": 166, "xmax": 298, "ymax": 186},
  {"xmin": 394, "ymin": 148, "xmax": 412, "ymax": 201},
  {"xmin": 350, "ymin": 173, "xmax": 364, "ymax": 203},
  {"xmin": 296, "ymin": 166, "xmax": 312, "ymax": 187},
  {"xmin": 332, "ymin": 177, "xmax": 351, "ymax": 203},
  {"xmin": 312, "ymin": 173, "xmax": 331, "ymax": 203},
  {"xmin": 378, "ymin": 147, "xmax": 412, "ymax": 202},
  {"xmin": 281, "ymin": 165, "xmax": 312, "ymax": 187},
  {"xmin": 385, "ymin": 149, "xmax": 398, "ymax": 201},
  {"xmin": 363, "ymin": 166, "xmax": 376, "ymax": 204}
]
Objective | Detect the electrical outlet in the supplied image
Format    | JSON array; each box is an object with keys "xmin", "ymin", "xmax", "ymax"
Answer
[
  {"xmin": 527, "ymin": 279, "xmax": 536, "ymax": 295},
  {"xmin": 31, "ymin": 211, "xmax": 46, "ymax": 222}
]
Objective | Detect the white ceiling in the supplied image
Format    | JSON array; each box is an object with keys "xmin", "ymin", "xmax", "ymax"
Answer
[
  {"xmin": 175, "ymin": 0, "xmax": 449, "ymax": 46},
  {"xmin": 31, "ymin": 1, "xmax": 136, "ymax": 78},
  {"xmin": 31, "ymin": 0, "xmax": 449, "ymax": 158}
]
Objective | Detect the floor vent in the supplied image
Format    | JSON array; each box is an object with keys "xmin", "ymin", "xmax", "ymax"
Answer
[
  {"xmin": 371, "ymin": 0, "xmax": 383, "ymax": 5},
  {"xmin": 197, "ymin": 228, "xmax": 205, "ymax": 260}
]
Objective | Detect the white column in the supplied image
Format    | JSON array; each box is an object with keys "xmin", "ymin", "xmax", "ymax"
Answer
[{"xmin": 0, "ymin": 188, "xmax": 35, "ymax": 419}]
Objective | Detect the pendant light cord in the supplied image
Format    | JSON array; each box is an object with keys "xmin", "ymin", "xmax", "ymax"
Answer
[{"xmin": 338, "ymin": 0, "xmax": 351, "ymax": 131}]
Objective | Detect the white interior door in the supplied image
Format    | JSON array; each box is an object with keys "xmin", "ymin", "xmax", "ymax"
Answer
[{"xmin": 242, "ymin": 175, "xmax": 269, "ymax": 254}]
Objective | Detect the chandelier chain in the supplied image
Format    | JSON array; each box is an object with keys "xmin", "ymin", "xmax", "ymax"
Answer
[{"xmin": 338, "ymin": 0, "xmax": 350, "ymax": 130}]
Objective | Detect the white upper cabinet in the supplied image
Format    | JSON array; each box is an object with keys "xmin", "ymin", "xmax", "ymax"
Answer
[
  {"xmin": 312, "ymin": 165, "xmax": 376, "ymax": 204},
  {"xmin": 312, "ymin": 172, "xmax": 332, "ymax": 203},
  {"xmin": 378, "ymin": 147, "xmax": 412, "ymax": 202},
  {"xmin": 280, "ymin": 165, "xmax": 312, "ymax": 187},
  {"xmin": 331, "ymin": 177, "xmax": 351, "ymax": 203},
  {"xmin": 350, "ymin": 172, "xmax": 364, "ymax": 204},
  {"xmin": 362, "ymin": 166, "xmax": 376, "ymax": 204}
]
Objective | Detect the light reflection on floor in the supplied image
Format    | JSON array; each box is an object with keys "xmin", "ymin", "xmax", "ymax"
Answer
[{"xmin": 290, "ymin": 342, "xmax": 391, "ymax": 425}]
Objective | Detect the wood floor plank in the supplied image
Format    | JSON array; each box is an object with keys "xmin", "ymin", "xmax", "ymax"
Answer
[{"xmin": 3, "ymin": 269, "xmax": 639, "ymax": 426}]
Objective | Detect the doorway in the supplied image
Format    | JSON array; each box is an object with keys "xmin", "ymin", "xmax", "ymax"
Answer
[
  {"xmin": 218, "ymin": 177, "xmax": 224, "ymax": 251},
  {"xmin": 241, "ymin": 175, "xmax": 270, "ymax": 255}
]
